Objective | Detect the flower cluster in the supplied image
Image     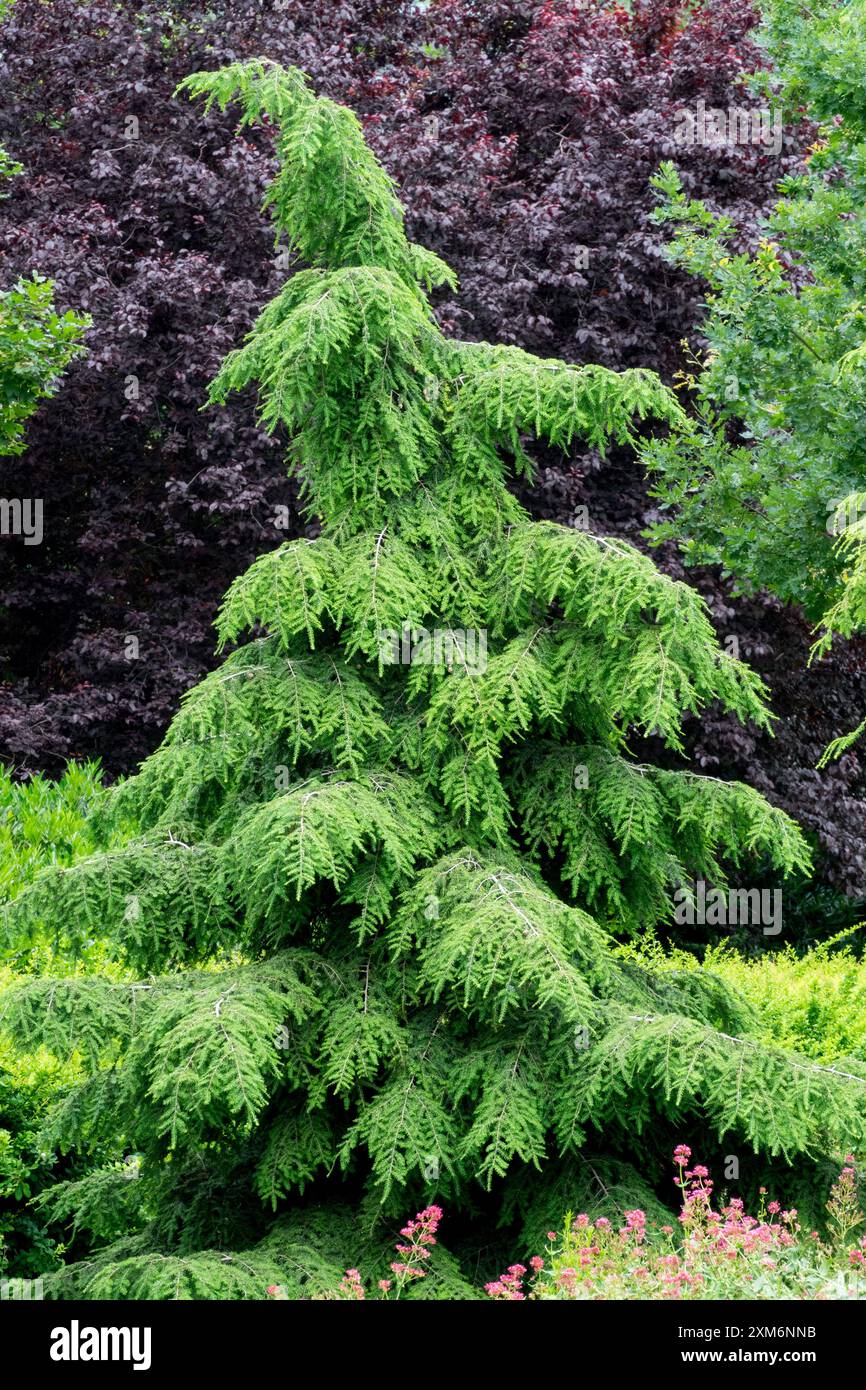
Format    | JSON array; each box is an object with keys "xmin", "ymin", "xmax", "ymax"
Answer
[
  {"xmin": 484, "ymin": 1149, "xmax": 865, "ymax": 1301},
  {"xmin": 827, "ymin": 1156, "xmax": 865, "ymax": 1248},
  {"xmin": 312, "ymin": 1205, "xmax": 444, "ymax": 1302},
  {"xmin": 337, "ymin": 1269, "xmax": 365, "ymax": 1301},
  {"xmin": 291, "ymin": 1152, "xmax": 865, "ymax": 1302},
  {"xmin": 485, "ymin": 1264, "xmax": 530, "ymax": 1301},
  {"xmin": 389, "ymin": 1205, "xmax": 443, "ymax": 1290}
]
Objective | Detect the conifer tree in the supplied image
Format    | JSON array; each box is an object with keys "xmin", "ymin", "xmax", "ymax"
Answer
[{"xmin": 2, "ymin": 59, "xmax": 864, "ymax": 1299}]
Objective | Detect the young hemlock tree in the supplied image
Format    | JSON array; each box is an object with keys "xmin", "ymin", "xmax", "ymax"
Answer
[
  {"xmin": 2, "ymin": 60, "xmax": 864, "ymax": 1300},
  {"xmin": 641, "ymin": 0, "xmax": 866, "ymax": 761}
]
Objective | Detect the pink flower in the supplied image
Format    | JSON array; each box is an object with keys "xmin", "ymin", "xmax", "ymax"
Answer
[
  {"xmin": 338, "ymin": 1268, "xmax": 365, "ymax": 1301},
  {"xmin": 486, "ymin": 1262, "xmax": 528, "ymax": 1300},
  {"xmin": 674, "ymin": 1144, "xmax": 692, "ymax": 1164}
]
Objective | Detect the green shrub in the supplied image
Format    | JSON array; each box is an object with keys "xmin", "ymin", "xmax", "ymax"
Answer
[
  {"xmin": 0, "ymin": 1036, "xmax": 81, "ymax": 1276},
  {"xmin": 0, "ymin": 761, "xmax": 125, "ymax": 1275},
  {"xmin": 624, "ymin": 935, "xmax": 866, "ymax": 1066},
  {"xmin": 1, "ymin": 762, "xmax": 103, "ymax": 897},
  {"xmin": 641, "ymin": 0, "xmax": 866, "ymax": 760}
]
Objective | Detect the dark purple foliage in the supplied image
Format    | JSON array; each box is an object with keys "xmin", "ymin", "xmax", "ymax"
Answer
[{"xmin": 0, "ymin": 0, "xmax": 406, "ymax": 770}]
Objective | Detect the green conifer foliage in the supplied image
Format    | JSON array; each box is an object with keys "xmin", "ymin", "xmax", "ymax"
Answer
[{"xmin": 3, "ymin": 60, "xmax": 863, "ymax": 1299}]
